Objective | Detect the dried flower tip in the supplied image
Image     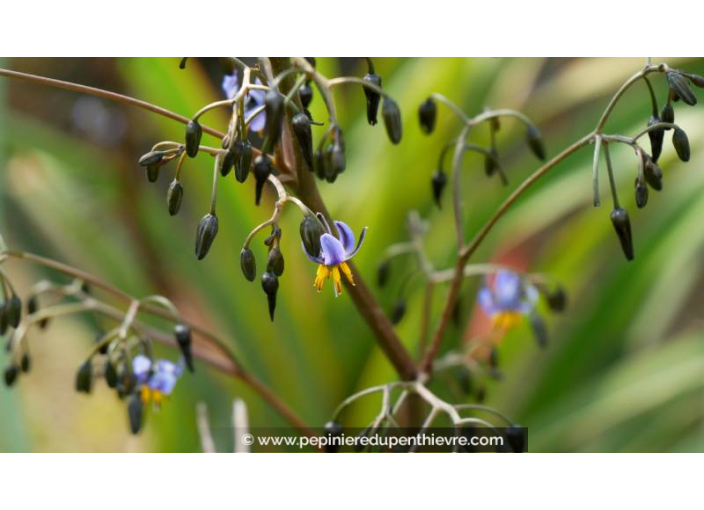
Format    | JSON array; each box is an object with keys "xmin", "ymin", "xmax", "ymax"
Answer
[
  {"xmin": 240, "ymin": 248, "xmax": 257, "ymax": 282},
  {"xmin": 138, "ymin": 151, "xmax": 165, "ymax": 167},
  {"xmin": 431, "ymin": 169, "xmax": 447, "ymax": 209},
  {"xmin": 261, "ymin": 271, "xmax": 279, "ymax": 321},
  {"xmin": 418, "ymin": 97, "xmax": 437, "ymax": 134},
  {"xmin": 253, "ymin": 155, "xmax": 272, "ymax": 206},
  {"xmin": 610, "ymin": 207, "xmax": 634, "ymax": 261},
  {"xmin": 185, "ymin": 120, "xmax": 203, "ymax": 158},
  {"xmin": 179, "ymin": 58, "xmax": 188, "ymax": 70},
  {"xmin": 75, "ymin": 361, "xmax": 93, "ymax": 394},
  {"xmin": 167, "ymin": 180, "xmax": 184, "ymax": 216},
  {"xmin": 128, "ymin": 393, "xmax": 143, "ymax": 435},
  {"xmin": 362, "ymin": 73, "xmax": 382, "ymax": 126},
  {"xmin": 647, "ymin": 115, "xmax": 665, "ymax": 162},
  {"xmin": 195, "ymin": 213, "xmax": 219, "ymax": 260},
  {"xmin": 292, "ymin": 113, "xmax": 314, "ymax": 170},
  {"xmin": 4, "ymin": 364, "xmax": 18, "ymax": 387},
  {"xmin": 382, "ymin": 97, "xmax": 402, "ymax": 144},
  {"xmin": 526, "ymin": 124, "xmax": 546, "ymax": 161},
  {"xmin": 667, "ymin": 72, "xmax": 697, "ymax": 106},
  {"xmin": 174, "ymin": 324, "xmax": 194, "ymax": 373},
  {"xmin": 672, "ymin": 128, "xmax": 690, "ymax": 162}
]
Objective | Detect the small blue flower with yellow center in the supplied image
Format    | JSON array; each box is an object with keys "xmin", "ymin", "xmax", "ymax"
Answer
[
  {"xmin": 302, "ymin": 219, "xmax": 367, "ymax": 297},
  {"xmin": 133, "ymin": 354, "xmax": 183, "ymax": 407},
  {"xmin": 222, "ymin": 71, "xmax": 266, "ymax": 132},
  {"xmin": 477, "ymin": 270, "xmax": 538, "ymax": 331}
]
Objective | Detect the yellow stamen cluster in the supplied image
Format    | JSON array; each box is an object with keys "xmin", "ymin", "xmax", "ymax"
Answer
[
  {"xmin": 491, "ymin": 311, "xmax": 522, "ymax": 332},
  {"xmin": 314, "ymin": 262, "xmax": 355, "ymax": 295},
  {"xmin": 140, "ymin": 386, "xmax": 165, "ymax": 406}
]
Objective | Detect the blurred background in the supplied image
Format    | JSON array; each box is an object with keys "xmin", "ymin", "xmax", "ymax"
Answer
[{"xmin": 0, "ymin": 57, "xmax": 703, "ymax": 452}]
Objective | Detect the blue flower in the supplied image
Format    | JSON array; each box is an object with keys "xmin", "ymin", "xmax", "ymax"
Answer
[
  {"xmin": 132, "ymin": 354, "xmax": 183, "ymax": 406},
  {"xmin": 221, "ymin": 71, "xmax": 266, "ymax": 132},
  {"xmin": 302, "ymin": 219, "xmax": 367, "ymax": 296},
  {"xmin": 477, "ymin": 270, "xmax": 538, "ymax": 330}
]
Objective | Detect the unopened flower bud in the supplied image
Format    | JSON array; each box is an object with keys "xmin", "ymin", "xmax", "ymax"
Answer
[
  {"xmin": 506, "ymin": 425, "xmax": 526, "ymax": 453},
  {"xmin": 267, "ymin": 247, "xmax": 285, "ymax": 277},
  {"xmin": 546, "ymin": 286, "xmax": 567, "ymax": 312},
  {"xmin": 235, "ymin": 141, "xmax": 253, "ymax": 183},
  {"xmin": 610, "ymin": 207, "xmax": 634, "ymax": 261},
  {"xmin": 6, "ymin": 295, "xmax": 21, "ymax": 329},
  {"xmin": 530, "ymin": 311, "xmax": 548, "ymax": 349},
  {"xmin": 240, "ymin": 248, "xmax": 257, "ymax": 282},
  {"xmin": 253, "ymin": 155, "xmax": 272, "ymax": 206},
  {"xmin": 362, "ymin": 73, "xmax": 382, "ymax": 126},
  {"xmin": 314, "ymin": 150, "xmax": 327, "ymax": 180},
  {"xmin": 390, "ymin": 300, "xmax": 406, "ymax": 324},
  {"xmin": 220, "ymin": 148, "xmax": 236, "ymax": 177},
  {"xmin": 264, "ymin": 90, "xmax": 285, "ymax": 146},
  {"xmin": 261, "ymin": 271, "xmax": 279, "ymax": 321},
  {"xmin": 105, "ymin": 361, "xmax": 118, "ymax": 388},
  {"xmin": 138, "ymin": 151, "xmax": 165, "ymax": 167},
  {"xmin": 667, "ymin": 72, "xmax": 697, "ymax": 106},
  {"xmin": 647, "ymin": 115, "xmax": 664, "ymax": 162},
  {"xmin": 526, "ymin": 124, "xmax": 546, "ymax": 161},
  {"xmin": 75, "ymin": 361, "xmax": 93, "ymax": 394},
  {"xmin": 185, "ymin": 120, "xmax": 203, "ymax": 158},
  {"xmin": 418, "ymin": 97, "xmax": 437, "ymax": 134},
  {"xmin": 299, "ymin": 82, "xmax": 313, "ymax": 108},
  {"xmin": 174, "ymin": 324, "xmax": 194, "ymax": 373},
  {"xmin": 128, "ymin": 393, "xmax": 143, "ymax": 435},
  {"xmin": 4, "ymin": 364, "xmax": 18, "ymax": 387},
  {"xmin": 382, "ymin": 97, "xmax": 402, "ymax": 144},
  {"xmin": 673, "ymin": 128, "xmax": 690, "ymax": 162},
  {"xmin": 324, "ymin": 420, "xmax": 343, "ymax": 453},
  {"xmin": 377, "ymin": 260, "xmax": 390, "ymax": 288},
  {"xmin": 167, "ymin": 180, "xmax": 184, "ymax": 216},
  {"xmin": 20, "ymin": 353, "xmax": 31, "ymax": 373},
  {"xmin": 300, "ymin": 215, "xmax": 325, "ymax": 258},
  {"xmin": 431, "ymin": 169, "xmax": 447, "ymax": 209},
  {"xmin": 661, "ymin": 102, "xmax": 675, "ymax": 125},
  {"xmin": 688, "ymin": 74, "xmax": 704, "ymax": 88},
  {"xmin": 292, "ymin": 113, "xmax": 314, "ymax": 170},
  {"xmin": 195, "ymin": 213, "xmax": 219, "ymax": 260},
  {"xmin": 643, "ymin": 157, "xmax": 663, "ymax": 191}
]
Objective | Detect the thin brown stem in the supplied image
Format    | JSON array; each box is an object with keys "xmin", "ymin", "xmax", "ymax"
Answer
[
  {"xmin": 1, "ymin": 250, "xmax": 316, "ymax": 439},
  {"xmin": 420, "ymin": 133, "xmax": 594, "ymax": 374}
]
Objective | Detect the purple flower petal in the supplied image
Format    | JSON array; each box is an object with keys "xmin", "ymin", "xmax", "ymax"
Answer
[
  {"xmin": 248, "ymin": 81, "xmax": 266, "ymax": 105},
  {"xmin": 247, "ymin": 107, "xmax": 266, "ymax": 132},
  {"xmin": 133, "ymin": 355, "xmax": 152, "ymax": 384},
  {"xmin": 334, "ymin": 221, "xmax": 356, "ymax": 254},
  {"xmin": 222, "ymin": 72, "xmax": 239, "ymax": 100},
  {"xmin": 478, "ymin": 286, "xmax": 498, "ymax": 316},
  {"xmin": 345, "ymin": 227, "xmax": 368, "ymax": 259},
  {"xmin": 320, "ymin": 233, "xmax": 346, "ymax": 266}
]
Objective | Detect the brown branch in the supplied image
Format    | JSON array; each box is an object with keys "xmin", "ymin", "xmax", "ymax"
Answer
[
  {"xmin": 2, "ymin": 250, "xmax": 317, "ymax": 439},
  {"xmin": 419, "ymin": 134, "xmax": 594, "ymax": 374},
  {"xmin": 268, "ymin": 57, "xmax": 418, "ymax": 381}
]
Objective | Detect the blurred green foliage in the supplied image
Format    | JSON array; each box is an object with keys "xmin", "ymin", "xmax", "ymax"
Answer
[{"xmin": 1, "ymin": 58, "xmax": 703, "ymax": 452}]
